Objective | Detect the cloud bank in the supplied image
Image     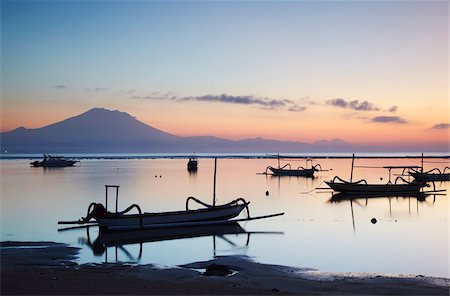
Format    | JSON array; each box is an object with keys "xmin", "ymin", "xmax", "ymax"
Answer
[
  {"xmin": 327, "ymin": 98, "xmax": 398, "ymax": 113},
  {"xmin": 371, "ymin": 116, "xmax": 408, "ymax": 124},
  {"xmin": 430, "ymin": 123, "xmax": 450, "ymax": 130},
  {"xmin": 132, "ymin": 93, "xmax": 307, "ymax": 112},
  {"xmin": 327, "ymin": 98, "xmax": 380, "ymax": 111}
]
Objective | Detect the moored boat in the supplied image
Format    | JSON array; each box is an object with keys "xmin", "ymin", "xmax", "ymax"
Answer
[
  {"xmin": 325, "ymin": 176, "xmax": 425, "ymax": 195},
  {"xmin": 81, "ymin": 196, "xmax": 250, "ymax": 231},
  {"xmin": 409, "ymin": 168, "xmax": 450, "ymax": 182},
  {"xmin": 323, "ymin": 155, "xmax": 427, "ymax": 195},
  {"xmin": 265, "ymin": 156, "xmax": 323, "ymax": 177},
  {"xmin": 30, "ymin": 154, "xmax": 78, "ymax": 167},
  {"xmin": 187, "ymin": 157, "xmax": 198, "ymax": 171},
  {"xmin": 60, "ymin": 159, "xmax": 284, "ymax": 231}
]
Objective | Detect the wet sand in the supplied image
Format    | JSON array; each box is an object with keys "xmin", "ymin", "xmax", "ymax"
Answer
[{"xmin": 1, "ymin": 241, "xmax": 449, "ymax": 295}]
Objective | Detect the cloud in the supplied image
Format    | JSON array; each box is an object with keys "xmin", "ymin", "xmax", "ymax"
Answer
[
  {"xmin": 84, "ymin": 87, "xmax": 108, "ymax": 92},
  {"xmin": 430, "ymin": 123, "xmax": 450, "ymax": 130},
  {"xmin": 288, "ymin": 105, "xmax": 307, "ymax": 112},
  {"xmin": 132, "ymin": 93, "xmax": 306, "ymax": 111},
  {"xmin": 371, "ymin": 116, "xmax": 408, "ymax": 124},
  {"xmin": 53, "ymin": 85, "xmax": 67, "ymax": 89},
  {"xmin": 132, "ymin": 92, "xmax": 177, "ymax": 100},
  {"xmin": 388, "ymin": 106, "xmax": 398, "ymax": 113},
  {"xmin": 327, "ymin": 98, "xmax": 380, "ymax": 111}
]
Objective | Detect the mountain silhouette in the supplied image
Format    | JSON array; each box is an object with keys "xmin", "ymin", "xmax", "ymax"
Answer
[{"xmin": 1, "ymin": 107, "xmax": 361, "ymax": 153}]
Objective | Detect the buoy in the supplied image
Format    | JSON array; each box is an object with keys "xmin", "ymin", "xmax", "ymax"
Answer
[
  {"xmin": 265, "ymin": 191, "xmax": 269, "ymax": 196},
  {"xmin": 371, "ymin": 218, "xmax": 377, "ymax": 224}
]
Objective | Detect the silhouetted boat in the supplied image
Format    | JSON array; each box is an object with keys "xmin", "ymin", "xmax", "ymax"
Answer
[
  {"xmin": 325, "ymin": 176, "xmax": 425, "ymax": 194},
  {"xmin": 409, "ymin": 168, "xmax": 450, "ymax": 182},
  {"xmin": 265, "ymin": 155, "xmax": 323, "ymax": 177},
  {"xmin": 79, "ymin": 196, "xmax": 250, "ymax": 231},
  {"xmin": 30, "ymin": 154, "xmax": 78, "ymax": 167},
  {"xmin": 59, "ymin": 159, "xmax": 284, "ymax": 231},
  {"xmin": 324, "ymin": 155, "xmax": 426, "ymax": 195},
  {"xmin": 187, "ymin": 157, "xmax": 198, "ymax": 171}
]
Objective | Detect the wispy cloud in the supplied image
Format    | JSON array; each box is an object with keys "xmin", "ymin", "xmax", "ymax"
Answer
[
  {"xmin": 388, "ymin": 106, "xmax": 398, "ymax": 113},
  {"xmin": 327, "ymin": 98, "xmax": 380, "ymax": 111},
  {"xmin": 371, "ymin": 116, "xmax": 408, "ymax": 124},
  {"xmin": 132, "ymin": 93, "xmax": 307, "ymax": 112},
  {"xmin": 288, "ymin": 105, "xmax": 307, "ymax": 112},
  {"xmin": 84, "ymin": 87, "xmax": 108, "ymax": 92},
  {"xmin": 430, "ymin": 123, "xmax": 450, "ymax": 130},
  {"xmin": 52, "ymin": 85, "xmax": 108, "ymax": 92}
]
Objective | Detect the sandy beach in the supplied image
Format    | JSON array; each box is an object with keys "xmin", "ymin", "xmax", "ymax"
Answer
[{"xmin": 1, "ymin": 241, "xmax": 449, "ymax": 295}]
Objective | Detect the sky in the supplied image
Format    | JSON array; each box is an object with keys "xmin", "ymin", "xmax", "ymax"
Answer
[{"xmin": 1, "ymin": 0, "xmax": 448, "ymax": 149}]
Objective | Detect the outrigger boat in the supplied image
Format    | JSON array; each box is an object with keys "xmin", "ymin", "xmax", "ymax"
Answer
[
  {"xmin": 408, "ymin": 154, "xmax": 450, "ymax": 182},
  {"xmin": 410, "ymin": 168, "xmax": 450, "ymax": 182},
  {"xmin": 265, "ymin": 155, "xmax": 324, "ymax": 177},
  {"xmin": 59, "ymin": 159, "xmax": 284, "ymax": 231},
  {"xmin": 30, "ymin": 154, "xmax": 78, "ymax": 167},
  {"xmin": 323, "ymin": 154, "xmax": 428, "ymax": 195}
]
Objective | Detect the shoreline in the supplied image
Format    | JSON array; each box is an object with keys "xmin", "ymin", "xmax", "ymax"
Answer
[
  {"xmin": 2, "ymin": 241, "xmax": 449, "ymax": 295},
  {"xmin": 1, "ymin": 154, "xmax": 450, "ymax": 161}
]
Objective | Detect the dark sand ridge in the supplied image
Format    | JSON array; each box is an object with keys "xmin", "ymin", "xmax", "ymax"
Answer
[{"xmin": 1, "ymin": 241, "xmax": 449, "ymax": 295}]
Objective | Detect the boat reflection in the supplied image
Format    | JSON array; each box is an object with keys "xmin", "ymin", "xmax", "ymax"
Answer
[
  {"xmin": 81, "ymin": 222, "xmax": 282, "ymax": 263},
  {"xmin": 328, "ymin": 192, "xmax": 442, "ymax": 234},
  {"xmin": 329, "ymin": 192, "xmax": 434, "ymax": 202}
]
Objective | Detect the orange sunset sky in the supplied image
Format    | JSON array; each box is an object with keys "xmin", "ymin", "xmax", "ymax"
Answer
[{"xmin": 1, "ymin": 1, "xmax": 448, "ymax": 149}]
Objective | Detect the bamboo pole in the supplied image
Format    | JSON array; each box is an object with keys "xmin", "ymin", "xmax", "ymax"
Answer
[
  {"xmin": 213, "ymin": 158, "xmax": 217, "ymax": 207},
  {"xmin": 421, "ymin": 153, "xmax": 424, "ymax": 172},
  {"xmin": 350, "ymin": 153, "xmax": 355, "ymax": 182}
]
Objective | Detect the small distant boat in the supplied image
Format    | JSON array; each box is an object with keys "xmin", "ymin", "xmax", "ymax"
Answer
[
  {"xmin": 187, "ymin": 157, "xmax": 198, "ymax": 171},
  {"xmin": 323, "ymin": 154, "xmax": 427, "ymax": 195},
  {"xmin": 30, "ymin": 154, "xmax": 78, "ymax": 167},
  {"xmin": 410, "ymin": 168, "xmax": 450, "ymax": 182},
  {"xmin": 265, "ymin": 155, "xmax": 324, "ymax": 177}
]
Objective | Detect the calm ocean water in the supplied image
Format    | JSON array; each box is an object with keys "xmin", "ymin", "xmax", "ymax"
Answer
[{"xmin": 1, "ymin": 156, "xmax": 448, "ymax": 277}]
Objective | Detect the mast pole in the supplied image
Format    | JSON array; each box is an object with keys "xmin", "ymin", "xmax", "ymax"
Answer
[
  {"xmin": 350, "ymin": 153, "xmax": 355, "ymax": 182},
  {"xmin": 213, "ymin": 158, "xmax": 217, "ymax": 207},
  {"xmin": 421, "ymin": 153, "xmax": 424, "ymax": 172},
  {"xmin": 277, "ymin": 153, "xmax": 280, "ymax": 169}
]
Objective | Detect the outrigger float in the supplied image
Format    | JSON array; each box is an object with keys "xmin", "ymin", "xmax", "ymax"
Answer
[
  {"xmin": 264, "ymin": 154, "xmax": 325, "ymax": 177},
  {"xmin": 59, "ymin": 159, "xmax": 284, "ymax": 231},
  {"xmin": 321, "ymin": 154, "xmax": 441, "ymax": 196}
]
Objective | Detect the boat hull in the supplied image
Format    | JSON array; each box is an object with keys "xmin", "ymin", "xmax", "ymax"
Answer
[
  {"xmin": 97, "ymin": 203, "xmax": 248, "ymax": 230},
  {"xmin": 325, "ymin": 181, "xmax": 423, "ymax": 194},
  {"xmin": 31, "ymin": 160, "xmax": 77, "ymax": 167},
  {"xmin": 269, "ymin": 167, "xmax": 315, "ymax": 177}
]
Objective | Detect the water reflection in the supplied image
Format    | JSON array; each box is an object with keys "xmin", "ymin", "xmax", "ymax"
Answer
[
  {"xmin": 328, "ymin": 192, "xmax": 443, "ymax": 234},
  {"xmin": 1, "ymin": 158, "xmax": 448, "ymax": 277},
  {"xmin": 78, "ymin": 223, "xmax": 282, "ymax": 264}
]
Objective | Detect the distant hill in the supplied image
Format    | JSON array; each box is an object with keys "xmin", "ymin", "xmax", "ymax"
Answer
[{"xmin": 1, "ymin": 107, "xmax": 363, "ymax": 153}]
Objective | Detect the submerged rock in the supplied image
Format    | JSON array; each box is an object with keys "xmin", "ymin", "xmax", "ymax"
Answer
[{"xmin": 203, "ymin": 263, "xmax": 233, "ymax": 276}]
